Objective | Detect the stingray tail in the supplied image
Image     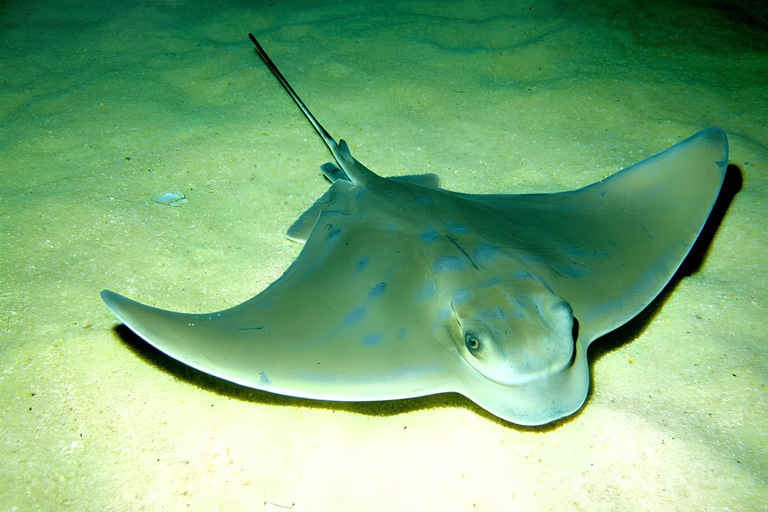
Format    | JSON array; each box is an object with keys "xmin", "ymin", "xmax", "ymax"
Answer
[{"xmin": 248, "ymin": 33, "xmax": 379, "ymax": 187}]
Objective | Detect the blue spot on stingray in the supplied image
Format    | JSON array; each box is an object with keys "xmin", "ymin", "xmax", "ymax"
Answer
[
  {"xmin": 259, "ymin": 371, "xmax": 272, "ymax": 386},
  {"xmin": 416, "ymin": 281, "xmax": 437, "ymax": 300},
  {"xmin": 475, "ymin": 244, "xmax": 500, "ymax": 264},
  {"xmin": 437, "ymin": 306, "xmax": 451, "ymax": 320},
  {"xmin": 344, "ymin": 308, "xmax": 365, "ymax": 326},
  {"xmin": 356, "ymin": 256, "xmax": 369, "ymax": 273},
  {"xmin": 355, "ymin": 188, "xmax": 367, "ymax": 199},
  {"xmin": 479, "ymin": 277, "xmax": 503, "ymax": 288},
  {"xmin": 548, "ymin": 263, "xmax": 583, "ymax": 278},
  {"xmin": 452, "ymin": 289, "xmax": 471, "ymax": 303},
  {"xmin": 563, "ymin": 246, "xmax": 610, "ymax": 258},
  {"xmin": 368, "ymin": 282, "xmax": 386, "ymax": 299},
  {"xmin": 508, "ymin": 307, "xmax": 526, "ymax": 320},
  {"xmin": 363, "ymin": 333, "xmax": 383, "ymax": 346},
  {"xmin": 327, "ymin": 226, "xmax": 342, "ymax": 240},
  {"xmin": 492, "ymin": 307, "xmax": 507, "ymax": 319},
  {"xmin": 521, "ymin": 253, "xmax": 545, "ymax": 265},
  {"xmin": 417, "ymin": 196, "xmax": 431, "ymax": 205},
  {"xmin": 420, "ymin": 229, "xmax": 438, "ymax": 243},
  {"xmin": 448, "ymin": 223, "xmax": 469, "ymax": 233},
  {"xmin": 433, "ymin": 256, "xmax": 465, "ymax": 272},
  {"xmin": 397, "ymin": 328, "xmax": 407, "ymax": 339}
]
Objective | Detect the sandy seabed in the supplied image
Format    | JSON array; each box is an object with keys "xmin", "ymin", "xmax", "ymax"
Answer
[{"xmin": 1, "ymin": 1, "xmax": 766, "ymax": 510}]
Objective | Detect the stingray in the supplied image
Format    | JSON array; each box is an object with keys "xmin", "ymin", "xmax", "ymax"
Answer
[{"xmin": 101, "ymin": 34, "xmax": 728, "ymax": 426}]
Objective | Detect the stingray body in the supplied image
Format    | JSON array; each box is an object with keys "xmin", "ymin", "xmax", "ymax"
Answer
[{"xmin": 101, "ymin": 34, "xmax": 728, "ymax": 426}]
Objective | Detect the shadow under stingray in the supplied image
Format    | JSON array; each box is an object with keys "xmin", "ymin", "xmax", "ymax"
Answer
[{"xmin": 112, "ymin": 164, "xmax": 742, "ymax": 432}]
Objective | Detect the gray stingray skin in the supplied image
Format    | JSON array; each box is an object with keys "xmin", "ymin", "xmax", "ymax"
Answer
[{"xmin": 101, "ymin": 34, "xmax": 728, "ymax": 426}]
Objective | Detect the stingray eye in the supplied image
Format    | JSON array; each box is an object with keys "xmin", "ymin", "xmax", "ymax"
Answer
[{"xmin": 465, "ymin": 333, "xmax": 480, "ymax": 351}]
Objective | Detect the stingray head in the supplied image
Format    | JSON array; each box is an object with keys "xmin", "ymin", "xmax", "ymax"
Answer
[{"xmin": 449, "ymin": 275, "xmax": 576, "ymax": 386}]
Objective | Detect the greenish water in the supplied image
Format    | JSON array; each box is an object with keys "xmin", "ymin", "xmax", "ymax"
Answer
[{"xmin": 1, "ymin": 1, "xmax": 766, "ymax": 509}]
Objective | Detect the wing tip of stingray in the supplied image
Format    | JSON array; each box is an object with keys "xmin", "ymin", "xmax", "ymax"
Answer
[
  {"xmin": 694, "ymin": 126, "xmax": 729, "ymax": 168},
  {"xmin": 702, "ymin": 125, "xmax": 727, "ymax": 143},
  {"xmin": 100, "ymin": 289, "xmax": 123, "ymax": 315},
  {"xmin": 101, "ymin": 289, "xmax": 148, "ymax": 327}
]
